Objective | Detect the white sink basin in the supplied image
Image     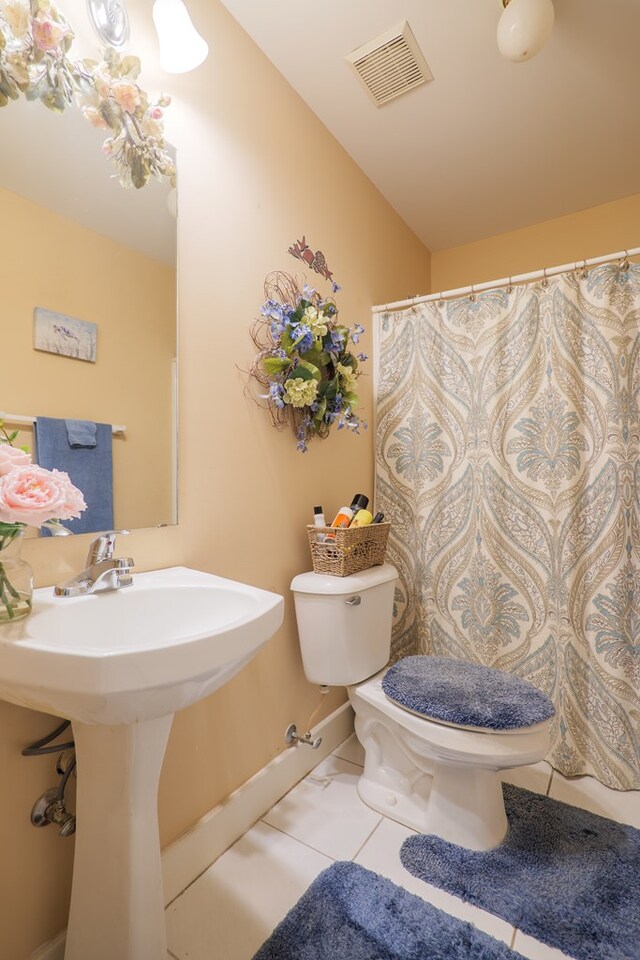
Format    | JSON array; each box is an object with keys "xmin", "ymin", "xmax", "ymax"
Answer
[
  {"xmin": 0, "ymin": 566, "xmax": 284, "ymax": 960},
  {"xmin": 0, "ymin": 565, "xmax": 284, "ymax": 724}
]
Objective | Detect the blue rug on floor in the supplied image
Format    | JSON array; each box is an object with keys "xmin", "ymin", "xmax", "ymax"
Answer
[
  {"xmin": 401, "ymin": 783, "xmax": 640, "ymax": 960},
  {"xmin": 253, "ymin": 861, "xmax": 524, "ymax": 959}
]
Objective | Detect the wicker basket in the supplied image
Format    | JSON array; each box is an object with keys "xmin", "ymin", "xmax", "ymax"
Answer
[{"xmin": 306, "ymin": 522, "xmax": 390, "ymax": 577}]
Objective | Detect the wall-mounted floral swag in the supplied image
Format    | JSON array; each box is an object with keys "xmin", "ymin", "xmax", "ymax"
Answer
[
  {"xmin": 0, "ymin": 0, "xmax": 175, "ymax": 189},
  {"xmin": 250, "ymin": 271, "xmax": 367, "ymax": 453}
]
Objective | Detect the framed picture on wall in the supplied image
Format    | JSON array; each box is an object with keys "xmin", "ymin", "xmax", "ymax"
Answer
[{"xmin": 33, "ymin": 308, "xmax": 97, "ymax": 363}]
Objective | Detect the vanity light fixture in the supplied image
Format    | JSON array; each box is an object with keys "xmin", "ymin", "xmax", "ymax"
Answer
[
  {"xmin": 497, "ymin": 0, "xmax": 555, "ymax": 62},
  {"xmin": 152, "ymin": 0, "xmax": 208, "ymax": 73}
]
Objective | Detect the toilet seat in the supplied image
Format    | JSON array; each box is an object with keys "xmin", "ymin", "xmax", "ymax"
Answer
[
  {"xmin": 351, "ymin": 670, "xmax": 552, "ymax": 769},
  {"xmin": 382, "ymin": 654, "xmax": 555, "ymax": 731}
]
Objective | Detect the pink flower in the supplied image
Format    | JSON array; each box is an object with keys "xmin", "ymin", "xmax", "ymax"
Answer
[
  {"xmin": 0, "ymin": 465, "xmax": 86, "ymax": 527},
  {"xmin": 112, "ymin": 82, "xmax": 140, "ymax": 115},
  {"xmin": 0, "ymin": 445, "xmax": 32, "ymax": 476},
  {"xmin": 150, "ymin": 106, "xmax": 163, "ymax": 120},
  {"xmin": 32, "ymin": 14, "xmax": 68, "ymax": 52},
  {"xmin": 53, "ymin": 470, "xmax": 87, "ymax": 520},
  {"xmin": 82, "ymin": 106, "xmax": 108, "ymax": 129}
]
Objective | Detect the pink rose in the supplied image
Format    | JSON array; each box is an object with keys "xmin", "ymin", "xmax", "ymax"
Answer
[
  {"xmin": 0, "ymin": 445, "xmax": 32, "ymax": 476},
  {"xmin": 32, "ymin": 15, "xmax": 68, "ymax": 52},
  {"xmin": 150, "ymin": 107, "xmax": 163, "ymax": 120},
  {"xmin": 112, "ymin": 82, "xmax": 140, "ymax": 115},
  {"xmin": 52, "ymin": 469, "xmax": 87, "ymax": 520},
  {"xmin": 82, "ymin": 107, "xmax": 108, "ymax": 130},
  {"xmin": 0, "ymin": 465, "xmax": 86, "ymax": 527}
]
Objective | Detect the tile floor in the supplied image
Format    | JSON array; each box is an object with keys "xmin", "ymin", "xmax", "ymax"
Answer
[{"xmin": 165, "ymin": 735, "xmax": 640, "ymax": 960}]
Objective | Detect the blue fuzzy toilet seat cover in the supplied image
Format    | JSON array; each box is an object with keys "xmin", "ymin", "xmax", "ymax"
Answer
[{"xmin": 382, "ymin": 656, "xmax": 555, "ymax": 731}]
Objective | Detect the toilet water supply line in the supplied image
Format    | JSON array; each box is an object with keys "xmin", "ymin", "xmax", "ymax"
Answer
[
  {"xmin": 285, "ymin": 686, "xmax": 330, "ymax": 749},
  {"xmin": 23, "ymin": 719, "xmax": 77, "ymax": 836}
]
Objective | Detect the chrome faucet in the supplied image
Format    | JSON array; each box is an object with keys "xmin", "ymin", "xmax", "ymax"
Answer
[{"xmin": 54, "ymin": 530, "xmax": 134, "ymax": 597}]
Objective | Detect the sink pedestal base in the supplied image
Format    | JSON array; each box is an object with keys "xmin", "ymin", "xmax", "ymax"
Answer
[{"xmin": 64, "ymin": 715, "xmax": 174, "ymax": 960}]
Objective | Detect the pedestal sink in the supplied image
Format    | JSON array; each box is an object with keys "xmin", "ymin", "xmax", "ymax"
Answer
[{"xmin": 0, "ymin": 566, "xmax": 284, "ymax": 960}]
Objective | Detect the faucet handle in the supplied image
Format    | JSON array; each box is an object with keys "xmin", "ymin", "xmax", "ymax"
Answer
[{"xmin": 86, "ymin": 529, "xmax": 130, "ymax": 564}]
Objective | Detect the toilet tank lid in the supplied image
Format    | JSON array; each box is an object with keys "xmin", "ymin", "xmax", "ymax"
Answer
[{"xmin": 291, "ymin": 563, "xmax": 398, "ymax": 595}]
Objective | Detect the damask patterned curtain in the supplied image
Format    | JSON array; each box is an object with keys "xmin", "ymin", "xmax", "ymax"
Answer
[{"xmin": 375, "ymin": 263, "xmax": 640, "ymax": 790}]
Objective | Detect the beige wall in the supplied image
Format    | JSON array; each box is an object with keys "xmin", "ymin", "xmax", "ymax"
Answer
[
  {"xmin": 0, "ymin": 187, "xmax": 176, "ymax": 530},
  {"xmin": 431, "ymin": 191, "xmax": 640, "ymax": 292},
  {"xmin": 0, "ymin": 1, "xmax": 431, "ymax": 957}
]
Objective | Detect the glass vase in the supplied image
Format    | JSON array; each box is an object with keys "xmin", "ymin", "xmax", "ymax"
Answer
[{"xmin": 0, "ymin": 526, "xmax": 33, "ymax": 623}]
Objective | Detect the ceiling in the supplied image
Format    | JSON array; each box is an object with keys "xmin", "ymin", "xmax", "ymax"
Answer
[{"xmin": 218, "ymin": 0, "xmax": 640, "ymax": 251}]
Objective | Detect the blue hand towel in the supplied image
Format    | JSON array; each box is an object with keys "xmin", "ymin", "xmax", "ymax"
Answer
[
  {"xmin": 65, "ymin": 419, "xmax": 97, "ymax": 448},
  {"xmin": 35, "ymin": 416, "xmax": 114, "ymax": 535}
]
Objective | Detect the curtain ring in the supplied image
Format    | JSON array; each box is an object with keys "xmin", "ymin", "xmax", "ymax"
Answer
[
  {"xmin": 437, "ymin": 293, "xmax": 444, "ymax": 308},
  {"xmin": 541, "ymin": 267, "xmax": 549, "ymax": 288},
  {"xmin": 469, "ymin": 284, "xmax": 476, "ymax": 303},
  {"xmin": 580, "ymin": 260, "xmax": 588, "ymax": 279},
  {"xmin": 507, "ymin": 277, "xmax": 513, "ymax": 294},
  {"xmin": 620, "ymin": 251, "xmax": 630, "ymax": 272}
]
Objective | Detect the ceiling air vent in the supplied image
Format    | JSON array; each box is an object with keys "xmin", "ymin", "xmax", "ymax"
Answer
[{"xmin": 346, "ymin": 21, "xmax": 433, "ymax": 107}]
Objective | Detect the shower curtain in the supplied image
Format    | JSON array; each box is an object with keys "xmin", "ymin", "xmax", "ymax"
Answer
[{"xmin": 375, "ymin": 263, "xmax": 640, "ymax": 790}]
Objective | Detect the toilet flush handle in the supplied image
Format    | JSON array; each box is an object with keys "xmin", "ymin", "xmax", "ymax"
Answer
[{"xmin": 345, "ymin": 595, "xmax": 361, "ymax": 606}]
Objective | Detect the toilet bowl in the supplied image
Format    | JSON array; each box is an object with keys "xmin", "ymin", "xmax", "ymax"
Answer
[{"xmin": 291, "ymin": 563, "xmax": 555, "ymax": 851}]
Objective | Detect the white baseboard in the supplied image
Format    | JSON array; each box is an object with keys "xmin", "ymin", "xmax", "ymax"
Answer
[
  {"xmin": 29, "ymin": 931, "xmax": 66, "ymax": 960},
  {"xmin": 162, "ymin": 701, "xmax": 354, "ymax": 903},
  {"xmin": 29, "ymin": 702, "xmax": 354, "ymax": 959}
]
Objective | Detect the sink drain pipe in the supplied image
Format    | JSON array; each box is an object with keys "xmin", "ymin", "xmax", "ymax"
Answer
[{"xmin": 23, "ymin": 719, "xmax": 77, "ymax": 836}]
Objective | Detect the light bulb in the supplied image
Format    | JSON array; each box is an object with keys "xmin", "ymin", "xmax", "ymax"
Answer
[
  {"xmin": 497, "ymin": 0, "xmax": 555, "ymax": 62},
  {"xmin": 152, "ymin": 0, "xmax": 208, "ymax": 74}
]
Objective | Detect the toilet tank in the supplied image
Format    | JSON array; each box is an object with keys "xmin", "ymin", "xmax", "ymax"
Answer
[{"xmin": 290, "ymin": 563, "xmax": 398, "ymax": 686}]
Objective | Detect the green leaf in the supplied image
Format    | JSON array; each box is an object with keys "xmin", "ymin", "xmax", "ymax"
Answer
[
  {"xmin": 302, "ymin": 346, "xmax": 330, "ymax": 369},
  {"xmin": 289, "ymin": 366, "xmax": 313, "ymax": 382},
  {"xmin": 313, "ymin": 399, "xmax": 327, "ymax": 422},
  {"xmin": 262, "ymin": 356, "xmax": 289, "ymax": 376},
  {"xmin": 131, "ymin": 155, "xmax": 149, "ymax": 189},
  {"xmin": 120, "ymin": 56, "xmax": 141, "ymax": 80},
  {"xmin": 280, "ymin": 328, "xmax": 295, "ymax": 354},
  {"xmin": 298, "ymin": 361, "xmax": 321, "ymax": 382}
]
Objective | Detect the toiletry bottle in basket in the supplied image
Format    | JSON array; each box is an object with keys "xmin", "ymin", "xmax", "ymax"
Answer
[{"xmin": 325, "ymin": 494, "xmax": 369, "ymax": 540}]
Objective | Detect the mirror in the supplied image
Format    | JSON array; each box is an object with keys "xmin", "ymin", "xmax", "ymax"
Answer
[{"xmin": 0, "ymin": 94, "xmax": 178, "ymax": 533}]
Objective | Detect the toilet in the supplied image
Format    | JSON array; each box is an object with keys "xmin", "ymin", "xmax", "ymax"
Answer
[{"xmin": 291, "ymin": 563, "xmax": 555, "ymax": 851}]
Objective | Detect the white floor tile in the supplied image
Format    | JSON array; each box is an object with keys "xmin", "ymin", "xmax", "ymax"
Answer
[
  {"xmin": 512, "ymin": 929, "xmax": 575, "ymax": 959},
  {"xmin": 548, "ymin": 771, "xmax": 640, "ymax": 828},
  {"xmin": 331, "ymin": 732, "xmax": 365, "ymax": 767},
  {"xmin": 502, "ymin": 761, "xmax": 553, "ymax": 796},
  {"xmin": 166, "ymin": 821, "xmax": 332, "ymax": 960},
  {"xmin": 355, "ymin": 817, "xmax": 515, "ymax": 947},
  {"xmin": 263, "ymin": 754, "xmax": 381, "ymax": 859}
]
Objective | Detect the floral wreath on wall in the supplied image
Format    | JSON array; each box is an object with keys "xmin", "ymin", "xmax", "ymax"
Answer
[
  {"xmin": 250, "ymin": 240, "xmax": 367, "ymax": 452},
  {"xmin": 0, "ymin": 0, "xmax": 175, "ymax": 189}
]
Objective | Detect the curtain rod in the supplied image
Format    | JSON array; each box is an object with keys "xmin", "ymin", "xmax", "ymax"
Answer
[
  {"xmin": 372, "ymin": 246, "xmax": 640, "ymax": 314},
  {"xmin": 0, "ymin": 412, "xmax": 126, "ymax": 436}
]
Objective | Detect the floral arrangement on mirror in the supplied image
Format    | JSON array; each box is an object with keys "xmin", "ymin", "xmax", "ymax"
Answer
[
  {"xmin": 0, "ymin": 0, "xmax": 175, "ymax": 189},
  {"xmin": 0, "ymin": 424, "xmax": 86, "ymax": 622},
  {"xmin": 250, "ymin": 272, "xmax": 367, "ymax": 453}
]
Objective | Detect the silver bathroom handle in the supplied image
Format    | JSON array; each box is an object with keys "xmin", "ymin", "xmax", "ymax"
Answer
[{"xmin": 345, "ymin": 595, "xmax": 361, "ymax": 606}]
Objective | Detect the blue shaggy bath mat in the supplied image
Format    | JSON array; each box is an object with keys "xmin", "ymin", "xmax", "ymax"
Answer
[
  {"xmin": 401, "ymin": 783, "xmax": 640, "ymax": 960},
  {"xmin": 253, "ymin": 861, "xmax": 525, "ymax": 960}
]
